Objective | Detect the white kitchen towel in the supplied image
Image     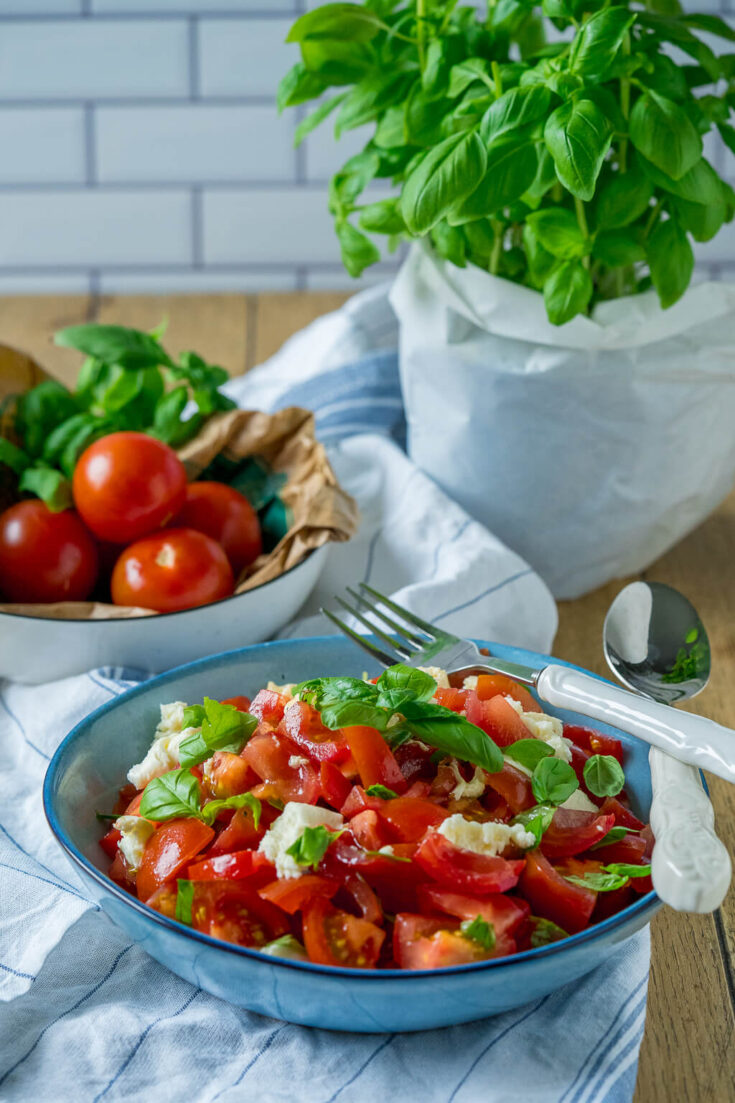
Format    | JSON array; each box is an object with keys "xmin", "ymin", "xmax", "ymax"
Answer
[{"xmin": 0, "ymin": 285, "xmax": 650, "ymax": 1102}]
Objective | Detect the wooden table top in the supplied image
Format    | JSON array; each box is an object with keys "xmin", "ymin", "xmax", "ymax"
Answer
[{"xmin": 1, "ymin": 292, "xmax": 733, "ymax": 1102}]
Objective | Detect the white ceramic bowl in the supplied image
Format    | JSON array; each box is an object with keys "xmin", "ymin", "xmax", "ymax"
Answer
[{"xmin": 0, "ymin": 545, "xmax": 327, "ymax": 683}]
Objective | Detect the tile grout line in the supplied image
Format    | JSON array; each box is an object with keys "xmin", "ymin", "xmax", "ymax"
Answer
[
  {"xmin": 84, "ymin": 102, "xmax": 96, "ymax": 187},
  {"xmin": 191, "ymin": 187, "xmax": 204, "ymax": 268},
  {"xmin": 188, "ymin": 16, "xmax": 200, "ymax": 101}
]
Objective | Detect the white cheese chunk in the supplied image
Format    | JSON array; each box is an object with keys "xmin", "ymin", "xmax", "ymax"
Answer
[
  {"xmin": 378, "ymin": 845, "xmax": 395, "ymax": 856},
  {"xmin": 260, "ymin": 936, "xmax": 309, "ymax": 962},
  {"xmin": 258, "ymin": 802, "xmax": 344, "ymax": 880},
  {"xmin": 504, "ymin": 696, "xmax": 573, "ymax": 763},
  {"xmin": 266, "ymin": 680, "xmax": 296, "ymax": 697},
  {"xmin": 419, "ymin": 665, "xmax": 451, "ymax": 688},
  {"xmin": 462, "ymin": 675, "xmax": 478, "ymax": 691},
  {"xmin": 288, "ymin": 755, "xmax": 310, "ymax": 769},
  {"xmin": 127, "ymin": 700, "xmax": 201, "ymax": 790},
  {"xmin": 114, "ymin": 815, "xmax": 155, "ymax": 872},
  {"xmin": 560, "ymin": 789, "xmax": 599, "ymax": 813},
  {"xmin": 437, "ymin": 813, "xmax": 536, "ymax": 856},
  {"xmin": 448, "ymin": 759, "xmax": 486, "ymax": 800}
]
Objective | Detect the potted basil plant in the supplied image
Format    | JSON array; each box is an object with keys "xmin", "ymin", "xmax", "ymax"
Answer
[{"xmin": 280, "ymin": 0, "xmax": 735, "ymax": 598}]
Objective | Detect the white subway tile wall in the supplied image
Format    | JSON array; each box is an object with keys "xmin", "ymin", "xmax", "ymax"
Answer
[{"xmin": 0, "ymin": 1, "xmax": 730, "ymax": 295}]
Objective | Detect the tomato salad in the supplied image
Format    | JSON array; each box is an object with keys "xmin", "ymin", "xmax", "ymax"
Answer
[{"xmin": 100, "ymin": 665, "xmax": 653, "ymax": 970}]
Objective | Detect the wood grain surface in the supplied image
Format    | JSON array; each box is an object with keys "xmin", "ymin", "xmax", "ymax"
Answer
[{"xmin": 1, "ymin": 292, "xmax": 732, "ymax": 1102}]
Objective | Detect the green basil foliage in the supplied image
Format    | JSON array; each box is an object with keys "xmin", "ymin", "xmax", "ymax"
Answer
[
  {"xmin": 460, "ymin": 915, "xmax": 496, "ymax": 951},
  {"xmin": 565, "ymin": 862, "xmax": 651, "ymax": 892},
  {"xmin": 175, "ymin": 879, "xmax": 195, "ymax": 926},
  {"xmin": 529, "ymin": 916, "xmax": 568, "ymax": 947},
  {"xmin": 138, "ymin": 767, "xmax": 261, "ymax": 828},
  {"xmin": 531, "ymin": 757, "xmax": 579, "ymax": 805},
  {"xmin": 285, "ymin": 824, "xmax": 343, "ymax": 871},
  {"xmin": 296, "ymin": 663, "xmax": 503, "ymax": 774},
  {"xmin": 511, "ymin": 803, "xmax": 556, "ymax": 846},
  {"xmin": 365, "ymin": 784, "xmax": 399, "ymax": 799},
  {"xmin": 591, "ymin": 824, "xmax": 637, "ymax": 850},
  {"xmin": 0, "ymin": 322, "xmax": 236, "ymax": 511},
  {"xmin": 280, "ymin": 1, "xmax": 734, "ymax": 324},
  {"xmin": 504, "ymin": 738, "xmax": 554, "ymax": 772},
  {"xmin": 178, "ymin": 697, "xmax": 259, "ymax": 768},
  {"xmin": 583, "ymin": 754, "xmax": 625, "ymax": 798}
]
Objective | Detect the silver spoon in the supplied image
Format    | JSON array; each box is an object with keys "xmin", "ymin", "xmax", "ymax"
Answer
[{"xmin": 603, "ymin": 581, "xmax": 731, "ymax": 912}]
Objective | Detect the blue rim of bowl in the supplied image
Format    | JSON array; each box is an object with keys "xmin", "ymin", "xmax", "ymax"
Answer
[
  {"xmin": 0, "ymin": 547, "xmax": 320, "ymax": 624},
  {"xmin": 43, "ymin": 635, "xmax": 661, "ymax": 980}
]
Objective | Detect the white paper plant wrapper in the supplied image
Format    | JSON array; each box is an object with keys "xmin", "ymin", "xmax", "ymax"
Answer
[{"xmin": 391, "ymin": 242, "xmax": 735, "ymax": 599}]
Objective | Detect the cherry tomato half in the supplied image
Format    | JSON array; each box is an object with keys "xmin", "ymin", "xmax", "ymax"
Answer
[
  {"xmin": 73, "ymin": 431, "xmax": 187, "ymax": 544},
  {"xmin": 0, "ymin": 501, "xmax": 98, "ymax": 603},
  {"xmin": 111, "ymin": 527, "xmax": 234, "ymax": 612},
  {"xmin": 136, "ymin": 819, "xmax": 214, "ymax": 902},
  {"xmin": 302, "ymin": 898, "xmax": 385, "ymax": 968},
  {"xmin": 172, "ymin": 482, "xmax": 262, "ymax": 576}
]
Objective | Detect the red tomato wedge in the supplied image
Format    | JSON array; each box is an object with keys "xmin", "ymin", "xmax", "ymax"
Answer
[
  {"xmin": 433, "ymin": 687, "xmax": 467, "ymax": 713},
  {"xmin": 341, "ymin": 873, "xmax": 383, "ymax": 925},
  {"xmin": 221, "ymin": 696, "xmax": 252, "ymax": 712},
  {"xmin": 341, "ymin": 785, "xmax": 385, "ymax": 818},
  {"xmin": 302, "ymin": 898, "xmax": 385, "ymax": 969},
  {"xmin": 539, "ymin": 810, "xmax": 616, "ymax": 859},
  {"xmin": 393, "ymin": 914, "xmax": 515, "ymax": 969},
  {"xmin": 204, "ymin": 751, "xmax": 257, "ymax": 799},
  {"xmin": 186, "ymin": 849, "xmax": 273, "ymax": 882},
  {"xmin": 348, "ymin": 810, "xmax": 393, "ymax": 851},
  {"xmin": 417, "ymin": 886, "xmax": 530, "ymax": 938},
  {"xmin": 474, "ymin": 674, "xmax": 539, "ymax": 714},
  {"xmin": 485, "ymin": 761, "xmax": 535, "ymax": 814},
  {"xmin": 564, "ymin": 724, "xmax": 625, "ymax": 765},
  {"xmin": 191, "ymin": 882, "xmax": 289, "ymax": 946},
  {"xmin": 342, "ymin": 725, "xmax": 406, "ymax": 793},
  {"xmin": 588, "ymin": 833, "xmax": 647, "ymax": 865},
  {"xmin": 519, "ymin": 851, "xmax": 596, "ymax": 934},
  {"xmin": 599, "ymin": 796, "xmax": 644, "ymax": 830},
  {"xmin": 99, "ymin": 827, "xmax": 121, "ymax": 859},
  {"xmin": 136, "ymin": 819, "xmax": 214, "ymax": 902},
  {"xmin": 259, "ymin": 874, "xmax": 340, "ymax": 914},
  {"xmin": 466, "ymin": 692, "xmax": 529, "ymax": 747},
  {"xmin": 248, "ymin": 688, "xmax": 289, "ymax": 727},
  {"xmin": 278, "ymin": 700, "xmax": 349, "ymax": 763},
  {"xmin": 320, "ymin": 761, "xmax": 353, "ymax": 810},
  {"xmin": 241, "ymin": 730, "xmax": 321, "ymax": 805},
  {"xmin": 380, "ymin": 797, "xmax": 449, "ymax": 843},
  {"xmin": 208, "ymin": 806, "xmax": 264, "ymax": 856},
  {"xmin": 414, "ymin": 833, "xmax": 525, "ymax": 896}
]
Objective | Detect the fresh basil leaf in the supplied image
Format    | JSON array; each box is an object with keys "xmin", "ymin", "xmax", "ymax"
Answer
[
  {"xmin": 526, "ymin": 207, "xmax": 587, "ymax": 259},
  {"xmin": 543, "ymin": 260, "xmax": 593, "ymax": 326},
  {"xmin": 336, "ymin": 73, "xmax": 410, "ymax": 136},
  {"xmin": 604, "ymin": 862, "xmax": 651, "ymax": 879},
  {"xmin": 177, "ymin": 731, "xmax": 210, "ymax": 769},
  {"xmin": 595, "ymin": 169, "xmax": 654, "ymax": 230},
  {"xmin": 295, "ymin": 92, "xmax": 347, "ymax": 146},
  {"xmin": 680, "ymin": 14, "xmax": 735, "ymax": 44},
  {"xmin": 529, "ymin": 916, "xmax": 568, "ymax": 947},
  {"xmin": 431, "ymin": 220, "xmax": 467, "ymax": 267},
  {"xmin": 400, "ymin": 699, "xmax": 503, "ymax": 774},
  {"xmin": 592, "ymin": 231, "xmax": 646, "ymax": 268},
  {"xmin": 639, "ymin": 155, "xmax": 723, "ymax": 206},
  {"xmin": 591, "ymin": 825, "xmax": 634, "ymax": 850},
  {"xmin": 330, "ymin": 150, "xmax": 381, "ymax": 213},
  {"xmin": 423, "ymin": 38, "xmax": 448, "ymax": 95},
  {"xmin": 201, "ymin": 791, "xmax": 262, "ymax": 829},
  {"xmin": 629, "ymin": 91, "xmax": 702, "ymax": 182},
  {"xmin": 95, "ymin": 811, "xmax": 120, "ymax": 822},
  {"xmin": 511, "ymin": 803, "xmax": 555, "ymax": 846},
  {"xmin": 183, "ymin": 705, "xmax": 206, "ymax": 728},
  {"xmin": 405, "ymin": 85, "xmax": 449, "ymax": 148},
  {"xmin": 365, "ymin": 784, "xmax": 398, "ymax": 799},
  {"xmin": 401, "ymin": 130, "xmax": 487, "ymax": 235},
  {"xmin": 374, "ymin": 104, "xmax": 406, "ymax": 148},
  {"xmin": 583, "ymin": 754, "xmax": 626, "ymax": 798},
  {"xmin": 448, "ymin": 58, "xmax": 492, "ymax": 99},
  {"xmin": 320, "ymin": 698, "xmax": 389, "ymax": 730},
  {"xmin": 0, "ymin": 437, "xmax": 30, "ymax": 475},
  {"xmin": 531, "ymin": 757, "xmax": 579, "ymax": 805},
  {"xmin": 18, "ymin": 465, "xmax": 73, "ymax": 512},
  {"xmin": 375, "ymin": 664, "xmax": 436, "ymax": 704},
  {"xmin": 449, "ymin": 132, "xmax": 538, "ymax": 223},
  {"xmin": 569, "ymin": 8, "xmax": 636, "ymax": 80},
  {"xmin": 175, "ymin": 879, "xmax": 194, "ymax": 925},
  {"xmin": 544, "ymin": 99, "xmax": 612, "ymax": 201},
  {"xmin": 522, "ymin": 223, "xmax": 556, "ymax": 288},
  {"xmin": 55, "ymin": 324, "xmax": 174, "ymax": 371},
  {"xmin": 336, "ymin": 220, "xmax": 381, "ymax": 277},
  {"xmin": 200, "ymin": 697, "xmax": 257, "ymax": 752},
  {"xmin": 285, "ymin": 824, "xmax": 342, "ymax": 870},
  {"xmin": 17, "ymin": 380, "xmax": 78, "ymax": 458},
  {"xmin": 460, "ymin": 915, "xmax": 496, "ymax": 951},
  {"xmin": 358, "ymin": 198, "xmax": 406, "ymax": 235},
  {"xmin": 286, "ymin": 3, "xmax": 384, "ymax": 44},
  {"xmin": 672, "ymin": 197, "xmax": 727, "ymax": 243},
  {"xmin": 297, "ymin": 676, "xmax": 378, "ymax": 708},
  {"xmin": 480, "ymin": 85, "xmax": 551, "ymax": 144},
  {"xmin": 504, "ymin": 739, "xmax": 554, "ymax": 771},
  {"xmin": 647, "ymin": 218, "xmax": 694, "ymax": 309},
  {"xmin": 565, "ymin": 870, "xmax": 628, "ymax": 892},
  {"xmin": 277, "ymin": 63, "xmax": 327, "ymax": 112},
  {"xmin": 260, "ymin": 934, "xmax": 309, "ymax": 960},
  {"xmin": 520, "ymin": 146, "xmax": 557, "ymax": 209},
  {"xmin": 139, "ymin": 768, "xmax": 202, "ymax": 822}
]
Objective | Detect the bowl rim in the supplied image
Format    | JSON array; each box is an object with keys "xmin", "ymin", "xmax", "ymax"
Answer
[
  {"xmin": 43, "ymin": 634, "xmax": 660, "ymax": 980},
  {"xmin": 0, "ymin": 546, "xmax": 322, "ymax": 625}
]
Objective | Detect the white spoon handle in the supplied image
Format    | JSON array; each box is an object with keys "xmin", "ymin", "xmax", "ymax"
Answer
[
  {"xmin": 648, "ymin": 748, "xmax": 731, "ymax": 912},
  {"xmin": 536, "ymin": 665, "xmax": 735, "ymax": 783}
]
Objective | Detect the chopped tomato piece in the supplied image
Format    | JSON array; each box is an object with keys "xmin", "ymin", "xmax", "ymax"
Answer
[
  {"xmin": 393, "ymin": 740, "xmax": 436, "ymax": 784},
  {"xmin": 279, "ymin": 700, "xmax": 349, "ymax": 763},
  {"xmin": 414, "ymin": 832, "xmax": 525, "ymax": 896},
  {"xmin": 590, "ymin": 833, "xmax": 647, "ymax": 865},
  {"xmin": 342, "ymin": 725, "xmax": 406, "ymax": 793},
  {"xmin": 136, "ymin": 819, "xmax": 214, "ymax": 902},
  {"xmin": 640, "ymin": 824, "xmax": 654, "ymax": 860},
  {"xmin": 599, "ymin": 796, "xmax": 644, "ymax": 830},
  {"xmin": 242, "ymin": 729, "xmax": 321, "ymax": 804},
  {"xmin": 186, "ymin": 849, "xmax": 273, "ymax": 883},
  {"xmin": 466, "ymin": 692, "xmax": 529, "ymax": 747},
  {"xmin": 259, "ymin": 874, "xmax": 340, "ymax": 914},
  {"xmin": 485, "ymin": 760, "xmax": 535, "ymax": 814},
  {"xmin": 208, "ymin": 805, "xmax": 264, "ymax": 856},
  {"xmin": 417, "ymin": 886, "xmax": 530, "ymax": 938},
  {"xmin": 348, "ymin": 810, "xmax": 393, "ymax": 851},
  {"xmin": 145, "ymin": 882, "xmax": 178, "ymax": 918},
  {"xmin": 249, "ymin": 688, "xmax": 289, "ymax": 727},
  {"xmin": 340, "ymin": 784, "xmax": 385, "ymax": 818},
  {"xmin": 99, "ymin": 826, "xmax": 121, "ymax": 859},
  {"xmin": 475, "ymin": 674, "xmax": 539, "ymax": 713},
  {"xmin": 192, "ymin": 881, "xmax": 289, "ymax": 946},
  {"xmin": 302, "ymin": 898, "xmax": 385, "ymax": 968},
  {"xmin": 540, "ymin": 810, "xmax": 616, "ymax": 859},
  {"xmin": 592, "ymin": 884, "xmax": 635, "ymax": 921},
  {"xmin": 393, "ymin": 914, "xmax": 515, "ymax": 969},
  {"xmin": 320, "ymin": 761, "xmax": 353, "ymax": 810},
  {"xmin": 221, "ymin": 695, "xmax": 252, "ymax": 712},
  {"xmin": 204, "ymin": 750, "xmax": 257, "ymax": 799},
  {"xmin": 519, "ymin": 851, "xmax": 596, "ymax": 934},
  {"xmin": 433, "ymin": 687, "xmax": 467, "ymax": 713},
  {"xmin": 123, "ymin": 791, "xmax": 144, "ymax": 817},
  {"xmin": 564, "ymin": 724, "xmax": 624, "ymax": 765},
  {"xmin": 380, "ymin": 796, "xmax": 449, "ymax": 843},
  {"xmin": 108, "ymin": 849, "xmax": 133, "ymax": 888},
  {"xmin": 325, "ymin": 838, "xmax": 426, "ymax": 913},
  {"xmin": 340, "ymin": 873, "xmax": 383, "ymax": 925}
]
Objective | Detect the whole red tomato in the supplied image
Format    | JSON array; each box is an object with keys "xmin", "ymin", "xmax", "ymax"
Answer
[
  {"xmin": 172, "ymin": 481, "xmax": 262, "ymax": 575},
  {"xmin": 73, "ymin": 431, "xmax": 187, "ymax": 544},
  {"xmin": 111, "ymin": 527, "xmax": 234, "ymax": 613},
  {"xmin": 0, "ymin": 500, "xmax": 98, "ymax": 603}
]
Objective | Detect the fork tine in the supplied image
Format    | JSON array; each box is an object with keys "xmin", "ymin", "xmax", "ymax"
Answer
[
  {"xmin": 358, "ymin": 583, "xmax": 442, "ymax": 639},
  {"xmin": 345, "ymin": 587, "xmax": 427, "ymax": 648},
  {"xmin": 321, "ymin": 608, "xmax": 398, "ymax": 668},
  {"xmin": 335, "ymin": 597, "xmax": 414, "ymax": 661}
]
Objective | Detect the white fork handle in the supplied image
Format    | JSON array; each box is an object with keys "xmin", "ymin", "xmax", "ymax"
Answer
[
  {"xmin": 648, "ymin": 748, "xmax": 731, "ymax": 912},
  {"xmin": 536, "ymin": 665, "xmax": 735, "ymax": 784}
]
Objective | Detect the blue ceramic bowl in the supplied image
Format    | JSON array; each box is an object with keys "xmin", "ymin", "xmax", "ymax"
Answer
[{"xmin": 44, "ymin": 636, "xmax": 660, "ymax": 1033}]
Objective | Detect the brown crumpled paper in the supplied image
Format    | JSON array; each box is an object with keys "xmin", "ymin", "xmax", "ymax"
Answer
[{"xmin": 0, "ymin": 345, "xmax": 359, "ymax": 620}]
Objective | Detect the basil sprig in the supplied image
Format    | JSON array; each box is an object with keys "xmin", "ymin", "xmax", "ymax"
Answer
[
  {"xmin": 591, "ymin": 825, "xmax": 637, "ymax": 850},
  {"xmin": 531, "ymin": 758, "xmax": 579, "ymax": 806},
  {"xmin": 529, "ymin": 917, "xmax": 568, "ymax": 948},
  {"xmin": 178, "ymin": 697, "xmax": 258, "ymax": 768},
  {"xmin": 175, "ymin": 880, "xmax": 195, "ymax": 926},
  {"xmin": 583, "ymin": 755, "xmax": 625, "ymax": 798},
  {"xmin": 296, "ymin": 663, "xmax": 503, "ymax": 775},
  {"xmin": 139, "ymin": 768, "xmax": 261, "ymax": 828},
  {"xmin": 565, "ymin": 862, "xmax": 651, "ymax": 892},
  {"xmin": 365, "ymin": 784, "xmax": 398, "ymax": 799},
  {"xmin": 279, "ymin": 1, "xmax": 735, "ymax": 325},
  {"xmin": 285, "ymin": 825, "xmax": 343, "ymax": 871},
  {"xmin": 460, "ymin": 915, "xmax": 496, "ymax": 952},
  {"xmin": 504, "ymin": 739, "xmax": 554, "ymax": 772},
  {"xmin": 511, "ymin": 804, "xmax": 555, "ymax": 847}
]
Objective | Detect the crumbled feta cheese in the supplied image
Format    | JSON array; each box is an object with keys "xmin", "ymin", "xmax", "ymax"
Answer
[
  {"xmin": 378, "ymin": 845, "xmax": 395, "ymax": 856},
  {"xmin": 437, "ymin": 813, "xmax": 536, "ymax": 856},
  {"xmin": 127, "ymin": 700, "xmax": 201, "ymax": 790},
  {"xmin": 258, "ymin": 802, "xmax": 344, "ymax": 880},
  {"xmin": 114, "ymin": 815, "xmax": 155, "ymax": 871},
  {"xmin": 503, "ymin": 696, "xmax": 573, "ymax": 763},
  {"xmin": 288, "ymin": 755, "xmax": 310, "ymax": 769},
  {"xmin": 267, "ymin": 681, "xmax": 296, "ymax": 697},
  {"xmin": 260, "ymin": 936, "xmax": 309, "ymax": 962},
  {"xmin": 560, "ymin": 789, "xmax": 599, "ymax": 813},
  {"xmin": 462, "ymin": 675, "xmax": 478, "ymax": 691},
  {"xmin": 419, "ymin": 665, "xmax": 451, "ymax": 688},
  {"xmin": 448, "ymin": 759, "xmax": 486, "ymax": 800}
]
